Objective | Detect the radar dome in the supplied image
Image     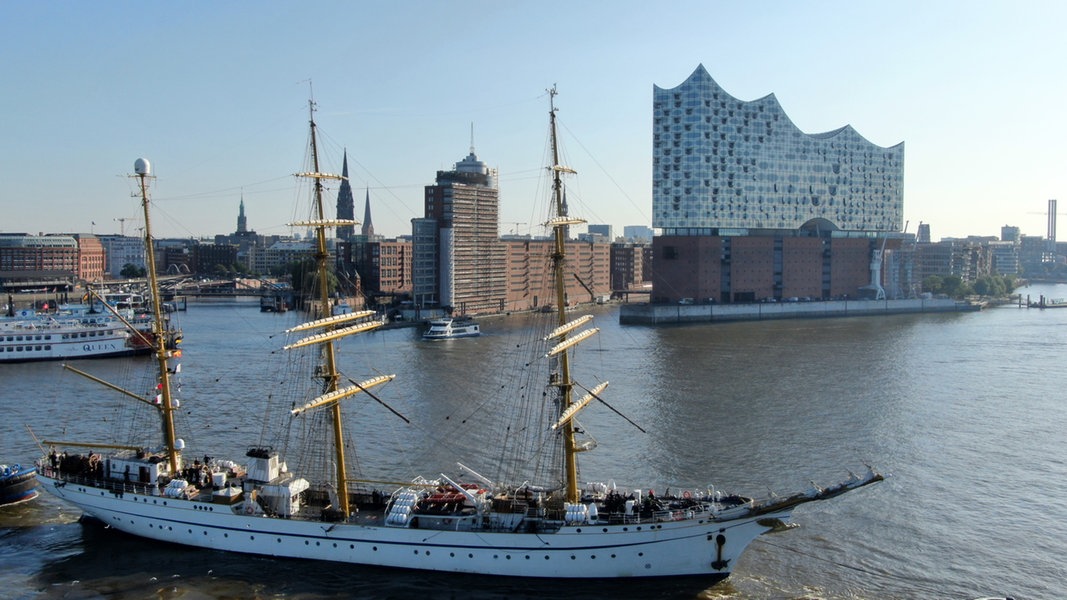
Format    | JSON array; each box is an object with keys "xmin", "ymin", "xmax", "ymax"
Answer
[{"xmin": 134, "ymin": 158, "xmax": 151, "ymax": 175}]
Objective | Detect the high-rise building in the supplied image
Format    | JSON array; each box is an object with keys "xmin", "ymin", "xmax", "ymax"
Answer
[
  {"xmin": 586, "ymin": 224, "xmax": 613, "ymax": 241},
  {"xmin": 411, "ymin": 146, "xmax": 506, "ymax": 314},
  {"xmin": 336, "ymin": 150, "xmax": 355, "ymax": 240},
  {"xmin": 917, "ymin": 223, "xmax": 932, "ymax": 244},
  {"xmin": 650, "ymin": 65, "xmax": 907, "ymax": 302},
  {"xmin": 623, "ymin": 225, "xmax": 653, "ymax": 243}
]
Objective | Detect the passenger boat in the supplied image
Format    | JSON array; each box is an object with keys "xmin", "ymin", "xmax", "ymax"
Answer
[
  {"xmin": 0, "ymin": 314, "xmax": 137, "ymax": 363},
  {"xmin": 422, "ymin": 315, "xmax": 480, "ymax": 339},
  {"xmin": 0, "ymin": 297, "xmax": 179, "ymax": 363},
  {"xmin": 36, "ymin": 92, "xmax": 880, "ymax": 583},
  {"xmin": 0, "ymin": 463, "xmax": 38, "ymax": 505}
]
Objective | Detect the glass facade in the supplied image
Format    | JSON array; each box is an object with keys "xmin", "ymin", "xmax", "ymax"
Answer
[{"xmin": 653, "ymin": 65, "xmax": 904, "ymax": 234}]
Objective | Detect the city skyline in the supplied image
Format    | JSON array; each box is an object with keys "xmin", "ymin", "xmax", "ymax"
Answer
[{"xmin": 2, "ymin": 2, "xmax": 1065, "ymax": 242}]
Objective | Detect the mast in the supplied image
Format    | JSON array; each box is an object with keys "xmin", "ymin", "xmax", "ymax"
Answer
[
  {"xmin": 546, "ymin": 87, "xmax": 581, "ymax": 503},
  {"xmin": 134, "ymin": 158, "xmax": 180, "ymax": 475},
  {"xmin": 305, "ymin": 99, "xmax": 350, "ymax": 517}
]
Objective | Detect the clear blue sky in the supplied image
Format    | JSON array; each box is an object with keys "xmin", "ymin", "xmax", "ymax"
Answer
[{"xmin": 3, "ymin": 1, "xmax": 1065, "ymax": 241}]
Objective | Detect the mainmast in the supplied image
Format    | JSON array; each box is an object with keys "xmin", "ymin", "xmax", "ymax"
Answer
[
  {"xmin": 307, "ymin": 99, "xmax": 351, "ymax": 516},
  {"xmin": 134, "ymin": 158, "xmax": 181, "ymax": 475},
  {"xmin": 546, "ymin": 88, "xmax": 582, "ymax": 503}
]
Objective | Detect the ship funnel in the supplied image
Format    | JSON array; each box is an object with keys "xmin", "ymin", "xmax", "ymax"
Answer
[{"xmin": 134, "ymin": 158, "xmax": 151, "ymax": 176}]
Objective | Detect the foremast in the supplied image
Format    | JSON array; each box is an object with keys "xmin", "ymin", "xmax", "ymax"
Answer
[{"xmin": 134, "ymin": 158, "xmax": 181, "ymax": 475}]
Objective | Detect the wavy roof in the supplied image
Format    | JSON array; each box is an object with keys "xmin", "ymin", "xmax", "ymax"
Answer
[{"xmin": 657, "ymin": 64, "xmax": 902, "ymax": 150}]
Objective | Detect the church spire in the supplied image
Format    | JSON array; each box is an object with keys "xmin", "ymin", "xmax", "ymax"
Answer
[
  {"xmin": 336, "ymin": 149, "xmax": 355, "ymax": 239},
  {"xmin": 236, "ymin": 194, "xmax": 247, "ymax": 234},
  {"xmin": 361, "ymin": 189, "xmax": 374, "ymax": 238}
]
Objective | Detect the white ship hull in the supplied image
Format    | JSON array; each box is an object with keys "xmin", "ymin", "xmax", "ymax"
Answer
[
  {"xmin": 423, "ymin": 317, "xmax": 480, "ymax": 340},
  {"xmin": 39, "ymin": 470, "xmax": 786, "ymax": 579},
  {"xmin": 0, "ymin": 326, "xmax": 134, "ymax": 362}
]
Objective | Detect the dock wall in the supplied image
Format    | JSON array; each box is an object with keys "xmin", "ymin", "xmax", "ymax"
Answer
[{"xmin": 619, "ymin": 298, "xmax": 979, "ymax": 325}]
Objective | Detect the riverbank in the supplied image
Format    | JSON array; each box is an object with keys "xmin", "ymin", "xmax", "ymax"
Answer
[{"xmin": 619, "ymin": 297, "xmax": 979, "ymax": 325}]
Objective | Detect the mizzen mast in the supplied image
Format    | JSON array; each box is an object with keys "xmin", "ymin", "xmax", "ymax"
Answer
[{"xmin": 134, "ymin": 158, "xmax": 181, "ymax": 475}]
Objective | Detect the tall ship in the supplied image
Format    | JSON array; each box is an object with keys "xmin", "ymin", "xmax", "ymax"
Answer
[{"xmin": 36, "ymin": 93, "xmax": 880, "ymax": 583}]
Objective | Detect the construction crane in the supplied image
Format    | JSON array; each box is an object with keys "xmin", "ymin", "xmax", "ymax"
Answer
[
  {"xmin": 504, "ymin": 222, "xmax": 528, "ymax": 236},
  {"xmin": 114, "ymin": 216, "xmax": 138, "ymax": 236},
  {"xmin": 1027, "ymin": 199, "xmax": 1062, "ymax": 261}
]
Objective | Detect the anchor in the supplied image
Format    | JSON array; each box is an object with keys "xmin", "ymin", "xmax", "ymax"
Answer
[{"xmin": 710, "ymin": 532, "xmax": 729, "ymax": 570}]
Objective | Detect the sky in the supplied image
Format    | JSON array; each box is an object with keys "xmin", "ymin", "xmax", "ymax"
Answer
[{"xmin": 2, "ymin": 1, "xmax": 1065, "ymax": 242}]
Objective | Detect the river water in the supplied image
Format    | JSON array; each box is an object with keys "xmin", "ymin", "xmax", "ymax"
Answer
[{"xmin": 2, "ymin": 284, "xmax": 1065, "ymax": 599}]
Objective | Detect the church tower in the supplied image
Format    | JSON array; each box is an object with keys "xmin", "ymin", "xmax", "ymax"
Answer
[
  {"xmin": 361, "ymin": 189, "xmax": 374, "ymax": 238},
  {"xmin": 236, "ymin": 197, "xmax": 247, "ymax": 234},
  {"xmin": 336, "ymin": 149, "xmax": 355, "ymax": 239}
]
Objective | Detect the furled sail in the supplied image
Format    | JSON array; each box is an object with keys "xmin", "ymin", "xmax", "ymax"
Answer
[
  {"xmin": 551, "ymin": 381, "xmax": 609, "ymax": 430},
  {"xmin": 291, "ymin": 374, "xmax": 396, "ymax": 416},
  {"xmin": 544, "ymin": 315, "xmax": 594, "ymax": 341},
  {"xmin": 286, "ymin": 310, "xmax": 377, "ymax": 333},
  {"xmin": 284, "ymin": 319, "xmax": 383, "ymax": 350},
  {"xmin": 545, "ymin": 327, "xmax": 599, "ymax": 358}
]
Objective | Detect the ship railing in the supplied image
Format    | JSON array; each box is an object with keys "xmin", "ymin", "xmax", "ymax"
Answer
[{"xmin": 47, "ymin": 468, "xmax": 161, "ymax": 496}]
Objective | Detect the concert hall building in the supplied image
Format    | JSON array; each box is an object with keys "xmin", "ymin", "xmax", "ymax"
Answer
[{"xmin": 651, "ymin": 65, "xmax": 906, "ymax": 303}]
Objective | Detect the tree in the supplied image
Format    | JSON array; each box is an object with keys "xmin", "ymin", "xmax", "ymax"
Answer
[
  {"xmin": 940, "ymin": 275, "xmax": 966, "ymax": 298},
  {"xmin": 279, "ymin": 258, "xmax": 337, "ymax": 298},
  {"xmin": 120, "ymin": 263, "xmax": 147, "ymax": 279},
  {"xmin": 922, "ymin": 275, "xmax": 943, "ymax": 294}
]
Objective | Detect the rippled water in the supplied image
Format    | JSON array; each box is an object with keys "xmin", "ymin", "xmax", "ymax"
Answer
[{"xmin": 2, "ymin": 285, "xmax": 1065, "ymax": 599}]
